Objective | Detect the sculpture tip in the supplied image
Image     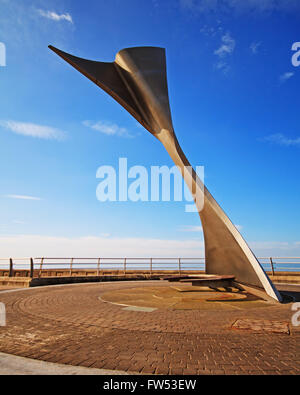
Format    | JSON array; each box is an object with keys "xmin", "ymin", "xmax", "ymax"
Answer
[
  {"xmin": 48, "ymin": 45, "xmax": 60, "ymax": 54},
  {"xmin": 48, "ymin": 45, "xmax": 69, "ymax": 58}
]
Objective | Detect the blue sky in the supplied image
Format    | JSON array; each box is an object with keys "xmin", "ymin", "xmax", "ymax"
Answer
[{"xmin": 0, "ymin": 0, "xmax": 299, "ymax": 257}]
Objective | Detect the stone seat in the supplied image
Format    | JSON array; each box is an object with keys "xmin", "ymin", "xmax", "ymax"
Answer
[
  {"xmin": 180, "ymin": 275, "xmax": 235, "ymax": 282},
  {"xmin": 162, "ymin": 275, "xmax": 195, "ymax": 282},
  {"xmin": 179, "ymin": 275, "xmax": 244, "ymax": 291}
]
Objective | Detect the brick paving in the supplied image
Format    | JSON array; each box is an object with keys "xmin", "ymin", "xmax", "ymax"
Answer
[
  {"xmin": 0, "ymin": 286, "xmax": 18, "ymax": 291},
  {"xmin": 0, "ymin": 281, "xmax": 299, "ymax": 375},
  {"xmin": 232, "ymin": 319, "xmax": 290, "ymax": 334}
]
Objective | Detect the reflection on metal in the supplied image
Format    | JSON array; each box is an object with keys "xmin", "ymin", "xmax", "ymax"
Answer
[{"xmin": 49, "ymin": 45, "xmax": 282, "ymax": 302}]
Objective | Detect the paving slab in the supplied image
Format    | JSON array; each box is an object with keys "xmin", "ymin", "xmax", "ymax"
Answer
[
  {"xmin": 0, "ymin": 352, "xmax": 134, "ymax": 376},
  {"xmin": 0, "ymin": 281, "xmax": 299, "ymax": 375},
  {"xmin": 0, "ymin": 352, "xmax": 132, "ymax": 375}
]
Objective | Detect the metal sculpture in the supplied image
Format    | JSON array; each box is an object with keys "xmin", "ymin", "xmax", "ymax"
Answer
[{"xmin": 49, "ymin": 45, "xmax": 282, "ymax": 302}]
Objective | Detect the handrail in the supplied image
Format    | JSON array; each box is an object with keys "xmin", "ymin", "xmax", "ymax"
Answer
[
  {"xmin": 0, "ymin": 257, "xmax": 299, "ymax": 278},
  {"xmin": 0, "ymin": 258, "xmax": 189, "ymax": 261},
  {"xmin": 1, "ymin": 256, "xmax": 298, "ymax": 260}
]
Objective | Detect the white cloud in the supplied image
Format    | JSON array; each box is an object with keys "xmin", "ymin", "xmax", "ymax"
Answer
[
  {"xmin": 213, "ymin": 33, "xmax": 235, "ymax": 74},
  {"xmin": 99, "ymin": 233, "xmax": 111, "ymax": 238},
  {"xmin": 83, "ymin": 120, "xmax": 134, "ymax": 138},
  {"xmin": 249, "ymin": 241, "xmax": 300, "ymax": 257},
  {"xmin": 179, "ymin": 0, "xmax": 219, "ymax": 13},
  {"xmin": 215, "ymin": 60, "xmax": 230, "ymax": 74},
  {"xmin": 214, "ymin": 33, "xmax": 235, "ymax": 74},
  {"xmin": 12, "ymin": 220, "xmax": 26, "ymax": 225},
  {"xmin": 250, "ymin": 41, "xmax": 261, "ymax": 54},
  {"xmin": 178, "ymin": 225, "xmax": 203, "ymax": 232},
  {"xmin": 214, "ymin": 32, "xmax": 235, "ymax": 57},
  {"xmin": 226, "ymin": 0, "xmax": 276, "ymax": 13},
  {"xmin": 227, "ymin": 0, "xmax": 300, "ymax": 13},
  {"xmin": 279, "ymin": 72, "xmax": 294, "ymax": 83},
  {"xmin": 0, "ymin": 234, "xmax": 299, "ymax": 260},
  {"xmin": 0, "ymin": 120, "xmax": 66, "ymax": 140},
  {"xmin": 200, "ymin": 25, "xmax": 219, "ymax": 37},
  {"xmin": 262, "ymin": 133, "xmax": 300, "ymax": 147},
  {"xmin": 3, "ymin": 195, "xmax": 41, "ymax": 201},
  {"xmin": 37, "ymin": 9, "xmax": 73, "ymax": 23},
  {"xmin": 0, "ymin": 235, "xmax": 205, "ymax": 258},
  {"xmin": 179, "ymin": 0, "xmax": 300, "ymax": 14}
]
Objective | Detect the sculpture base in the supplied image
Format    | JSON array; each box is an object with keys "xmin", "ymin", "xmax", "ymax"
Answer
[{"xmin": 100, "ymin": 284, "xmax": 277, "ymax": 311}]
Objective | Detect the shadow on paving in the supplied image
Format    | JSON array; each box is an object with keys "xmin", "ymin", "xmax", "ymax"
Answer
[{"xmin": 276, "ymin": 283, "xmax": 300, "ymax": 303}]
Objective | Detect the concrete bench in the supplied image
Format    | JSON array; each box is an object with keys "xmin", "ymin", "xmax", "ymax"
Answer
[
  {"xmin": 180, "ymin": 275, "xmax": 243, "ymax": 291},
  {"xmin": 162, "ymin": 274, "xmax": 244, "ymax": 291},
  {"xmin": 162, "ymin": 275, "xmax": 196, "ymax": 282}
]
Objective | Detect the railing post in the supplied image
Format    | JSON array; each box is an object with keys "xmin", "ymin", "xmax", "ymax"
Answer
[
  {"xmin": 270, "ymin": 257, "xmax": 275, "ymax": 276},
  {"xmin": 38, "ymin": 257, "xmax": 44, "ymax": 278},
  {"xmin": 9, "ymin": 258, "xmax": 13, "ymax": 277},
  {"xmin": 178, "ymin": 258, "xmax": 181, "ymax": 274},
  {"xmin": 97, "ymin": 258, "xmax": 100, "ymax": 276},
  {"xmin": 70, "ymin": 258, "xmax": 73, "ymax": 277},
  {"xmin": 124, "ymin": 258, "xmax": 127, "ymax": 274},
  {"xmin": 30, "ymin": 258, "xmax": 34, "ymax": 278},
  {"xmin": 150, "ymin": 258, "xmax": 153, "ymax": 275}
]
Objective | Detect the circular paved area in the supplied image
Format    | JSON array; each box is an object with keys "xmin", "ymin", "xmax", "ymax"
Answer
[
  {"xmin": 0, "ymin": 351, "xmax": 132, "ymax": 375},
  {"xmin": 100, "ymin": 284, "xmax": 272, "ymax": 311},
  {"xmin": 0, "ymin": 281, "xmax": 299, "ymax": 375}
]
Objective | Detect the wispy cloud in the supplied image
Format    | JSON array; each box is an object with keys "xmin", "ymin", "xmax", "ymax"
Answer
[
  {"xmin": 0, "ymin": 120, "xmax": 66, "ymax": 140},
  {"xmin": 214, "ymin": 32, "xmax": 235, "ymax": 57},
  {"xmin": 3, "ymin": 195, "xmax": 41, "ymax": 201},
  {"xmin": 179, "ymin": 0, "xmax": 219, "ymax": 14},
  {"xmin": 99, "ymin": 233, "xmax": 111, "ymax": 238},
  {"xmin": 214, "ymin": 32, "xmax": 235, "ymax": 74},
  {"xmin": 200, "ymin": 25, "xmax": 221, "ymax": 37},
  {"xmin": 37, "ymin": 9, "xmax": 73, "ymax": 24},
  {"xmin": 262, "ymin": 133, "xmax": 300, "ymax": 147},
  {"xmin": 12, "ymin": 220, "xmax": 26, "ymax": 225},
  {"xmin": 0, "ymin": 235, "xmax": 205, "ymax": 258},
  {"xmin": 249, "ymin": 241, "xmax": 300, "ymax": 256},
  {"xmin": 228, "ymin": 0, "xmax": 300, "ymax": 13},
  {"xmin": 1, "ymin": 234, "xmax": 300, "ymax": 258},
  {"xmin": 279, "ymin": 72, "xmax": 294, "ymax": 83},
  {"xmin": 250, "ymin": 41, "xmax": 261, "ymax": 54},
  {"xmin": 215, "ymin": 60, "xmax": 230, "ymax": 74},
  {"xmin": 179, "ymin": 0, "xmax": 300, "ymax": 15},
  {"xmin": 178, "ymin": 225, "xmax": 203, "ymax": 232},
  {"xmin": 83, "ymin": 120, "xmax": 134, "ymax": 138}
]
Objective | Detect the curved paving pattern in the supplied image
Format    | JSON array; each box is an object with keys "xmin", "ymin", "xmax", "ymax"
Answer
[{"xmin": 0, "ymin": 281, "xmax": 299, "ymax": 375}]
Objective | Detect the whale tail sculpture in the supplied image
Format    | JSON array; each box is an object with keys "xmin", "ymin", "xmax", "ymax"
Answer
[{"xmin": 49, "ymin": 45, "xmax": 282, "ymax": 302}]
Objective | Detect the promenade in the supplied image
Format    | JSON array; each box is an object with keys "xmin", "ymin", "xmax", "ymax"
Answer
[{"xmin": 0, "ymin": 281, "xmax": 299, "ymax": 375}]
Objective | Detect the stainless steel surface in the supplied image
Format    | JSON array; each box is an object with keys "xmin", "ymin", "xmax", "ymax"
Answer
[{"xmin": 48, "ymin": 45, "xmax": 283, "ymax": 302}]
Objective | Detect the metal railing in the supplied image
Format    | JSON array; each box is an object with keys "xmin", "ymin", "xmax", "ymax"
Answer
[
  {"xmin": 0, "ymin": 257, "xmax": 300, "ymax": 278},
  {"xmin": 0, "ymin": 257, "xmax": 205, "ymax": 277}
]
